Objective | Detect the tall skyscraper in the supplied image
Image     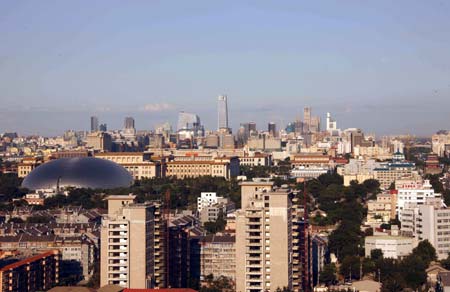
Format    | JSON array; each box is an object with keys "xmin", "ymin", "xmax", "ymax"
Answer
[
  {"xmin": 218, "ymin": 95, "xmax": 229, "ymax": 131},
  {"xmin": 268, "ymin": 122, "xmax": 277, "ymax": 137},
  {"xmin": 249, "ymin": 122, "xmax": 257, "ymax": 133},
  {"xmin": 90, "ymin": 116, "xmax": 99, "ymax": 132},
  {"xmin": 124, "ymin": 117, "xmax": 135, "ymax": 129},
  {"xmin": 303, "ymin": 107, "xmax": 311, "ymax": 133}
]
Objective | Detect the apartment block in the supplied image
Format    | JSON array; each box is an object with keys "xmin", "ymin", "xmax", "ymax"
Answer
[
  {"xmin": 0, "ymin": 250, "xmax": 60, "ymax": 292},
  {"xmin": 100, "ymin": 195, "xmax": 157, "ymax": 288},
  {"xmin": 200, "ymin": 234, "xmax": 236, "ymax": 282},
  {"xmin": 236, "ymin": 180, "xmax": 293, "ymax": 292}
]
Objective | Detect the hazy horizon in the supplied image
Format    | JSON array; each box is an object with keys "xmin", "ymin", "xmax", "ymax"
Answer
[{"xmin": 1, "ymin": 1, "xmax": 449, "ymax": 137}]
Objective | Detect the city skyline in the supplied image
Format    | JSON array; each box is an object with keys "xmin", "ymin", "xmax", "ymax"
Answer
[{"xmin": 1, "ymin": 1, "xmax": 450, "ymax": 136}]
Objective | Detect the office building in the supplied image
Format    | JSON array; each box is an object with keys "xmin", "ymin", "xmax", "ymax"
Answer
[
  {"xmin": 200, "ymin": 234, "xmax": 236, "ymax": 282},
  {"xmin": 100, "ymin": 195, "xmax": 157, "ymax": 288},
  {"xmin": 326, "ymin": 112, "xmax": 337, "ymax": 133},
  {"xmin": 124, "ymin": 117, "xmax": 135, "ymax": 130},
  {"xmin": 303, "ymin": 107, "xmax": 311, "ymax": 133},
  {"xmin": 91, "ymin": 116, "xmax": 99, "ymax": 132},
  {"xmin": 99, "ymin": 123, "xmax": 107, "ymax": 132},
  {"xmin": 218, "ymin": 95, "xmax": 229, "ymax": 131},
  {"xmin": 165, "ymin": 156, "xmax": 239, "ymax": 180},
  {"xmin": 395, "ymin": 179, "xmax": 442, "ymax": 219},
  {"xmin": 95, "ymin": 152, "xmax": 163, "ymax": 179},
  {"xmin": 0, "ymin": 250, "xmax": 60, "ymax": 292},
  {"xmin": 268, "ymin": 122, "xmax": 276, "ymax": 137},
  {"xmin": 236, "ymin": 181, "xmax": 294, "ymax": 292},
  {"xmin": 86, "ymin": 132, "xmax": 112, "ymax": 151},
  {"xmin": 310, "ymin": 117, "xmax": 320, "ymax": 133},
  {"xmin": 373, "ymin": 154, "xmax": 418, "ymax": 190},
  {"xmin": 249, "ymin": 122, "xmax": 257, "ymax": 133},
  {"xmin": 400, "ymin": 199, "xmax": 450, "ymax": 260},
  {"xmin": 123, "ymin": 117, "xmax": 137, "ymax": 140}
]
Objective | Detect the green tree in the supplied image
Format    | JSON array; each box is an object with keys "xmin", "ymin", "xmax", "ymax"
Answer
[
  {"xmin": 319, "ymin": 263, "xmax": 337, "ymax": 285},
  {"xmin": 370, "ymin": 249, "xmax": 383, "ymax": 261},
  {"xmin": 339, "ymin": 255, "xmax": 361, "ymax": 280},
  {"xmin": 412, "ymin": 240, "xmax": 437, "ymax": 266}
]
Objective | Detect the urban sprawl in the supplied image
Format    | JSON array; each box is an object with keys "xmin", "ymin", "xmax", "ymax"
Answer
[{"xmin": 1, "ymin": 96, "xmax": 450, "ymax": 292}]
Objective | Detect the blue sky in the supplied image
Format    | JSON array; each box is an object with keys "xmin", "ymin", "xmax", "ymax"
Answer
[{"xmin": 0, "ymin": 1, "xmax": 449, "ymax": 136}]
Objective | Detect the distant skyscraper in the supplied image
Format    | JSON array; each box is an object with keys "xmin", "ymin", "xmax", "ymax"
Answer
[
  {"xmin": 310, "ymin": 116, "xmax": 321, "ymax": 133},
  {"xmin": 99, "ymin": 123, "xmax": 107, "ymax": 132},
  {"xmin": 248, "ymin": 122, "xmax": 257, "ymax": 133},
  {"xmin": 217, "ymin": 95, "xmax": 229, "ymax": 131},
  {"xmin": 177, "ymin": 112, "xmax": 200, "ymax": 131},
  {"xmin": 90, "ymin": 116, "xmax": 99, "ymax": 132},
  {"xmin": 123, "ymin": 117, "xmax": 136, "ymax": 140},
  {"xmin": 268, "ymin": 122, "xmax": 277, "ymax": 137},
  {"xmin": 303, "ymin": 107, "xmax": 311, "ymax": 133},
  {"xmin": 326, "ymin": 112, "xmax": 337, "ymax": 133},
  {"xmin": 124, "ymin": 117, "xmax": 135, "ymax": 129}
]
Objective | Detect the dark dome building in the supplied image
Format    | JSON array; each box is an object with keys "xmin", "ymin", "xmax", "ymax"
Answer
[{"xmin": 22, "ymin": 157, "xmax": 133, "ymax": 190}]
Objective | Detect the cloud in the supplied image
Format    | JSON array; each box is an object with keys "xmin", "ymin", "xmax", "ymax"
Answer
[{"xmin": 140, "ymin": 103, "xmax": 175, "ymax": 112}]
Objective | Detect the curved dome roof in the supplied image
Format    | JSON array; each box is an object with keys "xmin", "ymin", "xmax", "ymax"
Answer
[{"xmin": 22, "ymin": 157, "xmax": 133, "ymax": 190}]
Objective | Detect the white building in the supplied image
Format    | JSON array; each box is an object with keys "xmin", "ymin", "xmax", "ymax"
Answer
[
  {"xmin": 197, "ymin": 192, "xmax": 223, "ymax": 212},
  {"xmin": 395, "ymin": 179, "xmax": 442, "ymax": 219},
  {"xmin": 365, "ymin": 235, "xmax": 414, "ymax": 259},
  {"xmin": 290, "ymin": 166, "xmax": 329, "ymax": 180},
  {"xmin": 401, "ymin": 200, "xmax": 450, "ymax": 260}
]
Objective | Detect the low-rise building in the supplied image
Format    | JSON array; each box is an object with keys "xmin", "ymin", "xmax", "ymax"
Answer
[
  {"xmin": 365, "ymin": 235, "xmax": 414, "ymax": 259},
  {"xmin": 366, "ymin": 191, "xmax": 397, "ymax": 226},
  {"xmin": 95, "ymin": 152, "xmax": 162, "ymax": 179},
  {"xmin": 166, "ymin": 156, "xmax": 239, "ymax": 180},
  {"xmin": 17, "ymin": 157, "xmax": 43, "ymax": 178},
  {"xmin": 197, "ymin": 192, "xmax": 235, "ymax": 224},
  {"xmin": 290, "ymin": 166, "xmax": 329, "ymax": 180}
]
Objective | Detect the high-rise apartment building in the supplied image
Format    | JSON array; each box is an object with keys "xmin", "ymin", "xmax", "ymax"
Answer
[
  {"xmin": 100, "ymin": 195, "xmax": 157, "ymax": 288},
  {"xmin": 90, "ymin": 116, "xmax": 99, "ymax": 132},
  {"xmin": 218, "ymin": 95, "xmax": 229, "ymax": 131},
  {"xmin": 236, "ymin": 180, "xmax": 294, "ymax": 292}
]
